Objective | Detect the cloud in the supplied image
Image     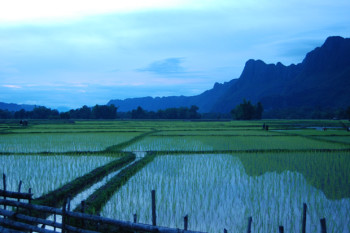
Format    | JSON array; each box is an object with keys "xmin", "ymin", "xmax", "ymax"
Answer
[
  {"xmin": 0, "ymin": 0, "xmax": 189, "ymax": 24},
  {"xmin": 137, "ymin": 58, "xmax": 186, "ymax": 75},
  {"xmin": 2, "ymin": 84, "xmax": 21, "ymax": 89},
  {"xmin": 0, "ymin": 0, "xmax": 349, "ymax": 109}
]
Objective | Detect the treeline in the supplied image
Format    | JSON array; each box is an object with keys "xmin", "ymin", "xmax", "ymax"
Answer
[
  {"xmin": 1, "ymin": 102, "xmax": 350, "ymax": 120},
  {"xmin": 231, "ymin": 99, "xmax": 263, "ymax": 120},
  {"xmin": 230, "ymin": 99, "xmax": 350, "ymax": 120},
  {"xmin": 61, "ymin": 105, "xmax": 117, "ymax": 119},
  {"xmin": 0, "ymin": 107, "xmax": 60, "ymax": 119},
  {"xmin": 0, "ymin": 104, "xmax": 200, "ymax": 120},
  {"xmin": 263, "ymin": 106, "xmax": 350, "ymax": 120},
  {"xmin": 119, "ymin": 105, "xmax": 201, "ymax": 119},
  {"xmin": 0, "ymin": 105, "xmax": 118, "ymax": 120}
]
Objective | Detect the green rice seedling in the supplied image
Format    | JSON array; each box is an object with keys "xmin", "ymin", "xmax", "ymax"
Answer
[
  {"xmin": 196, "ymin": 135, "xmax": 350, "ymax": 150},
  {"xmin": 128, "ymin": 135, "xmax": 350, "ymax": 152},
  {"xmin": 0, "ymin": 155, "xmax": 116, "ymax": 197},
  {"xmin": 278, "ymin": 129, "xmax": 350, "ymax": 136},
  {"xmin": 123, "ymin": 136, "xmax": 213, "ymax": 152},
  {"xmin": 153, "ymin": 129, "xmax": 285, "ymax": 136},
  {"xmin": 100, "ymin": 154, "xmax": 350, "ymax": 233},
  {"xmin": 236, "ymin": 151, "xmax": 350, "ymax": 200},
  {"xmin": 75, "ymin": 153, "xmax": 156, "ymax": 216},
  {"xmin": 0, "ymin": 132, "xmax": 140, "ymax": 153},
  {"xmin": 314, "ymin": 136, "xmax": 350, "ymax": 144}
]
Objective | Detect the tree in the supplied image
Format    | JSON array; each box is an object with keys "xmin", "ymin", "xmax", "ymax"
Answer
[
  {"xmin": 79, "ymin": 105, "xmax": 92, "ymax": 119},
  {"xmin": 254, "ymin": 102, "xmax": 264, "ymax": 119},
  {"xmin": 0, "ymin": 109, "xmax": 12, "ymax": 119},
  {"xmin": 164, "ymin": 108, "xmax": 178, "ymax": 119},
  {"xmin": 189, "ymin": 105, "xmax": 201, "ymax": 119},
  {"xmin": 92, "ymin": 104, "xmax": 117, "ymax": 119},
  {"xmin": 60, "ymin": 112, "xmax": 70, "ymax": 119},
  {"xmin": 30, "ymin": 106, "xmax": 59, "ymax": 119},
  {"xmin": 14, "ymin": 109, "xmax": 27, "ymax": 119},
  {"xmin": 231, "ymin": 99, "xmax": 263, "ymax": 120},
  {"xmin": 69, "ymin": 105, "xmax": 92, "ymax": 119},
  {"xmin": 132, "ymin": 106, "xmax": 146, "ymax": 119},
  {"xmin": 346, "ymin": 106, "xmax": 350, "ymax": 120},
  {"xmin": 129, "ymin": 105, "xmax": 201, "ymax": 119}
]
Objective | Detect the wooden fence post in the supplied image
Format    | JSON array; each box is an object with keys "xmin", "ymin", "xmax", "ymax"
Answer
[
  {"xmin": 97, "ymin": 213, "xmax": 101, "ymax": 231},
  {"xmin": 28, "ymin": 188, "xmax": 32, "ymax": 204},
  {"xmin": 67, "ymin": 196, "xmax": 71, "ymax": 211},
  {"xmin": 18, "ymin": 180, "xmax": 22, "ymax": 201},
  {"xmin": 17, "ymin": 180, "xmax": 22, "ymax": 214},
  {"xmin": 3, "ymin": 173, "xmax": 6, "ymax": 211},
  {"xmin": 133, "ymin": 213, "xmax": 138, "ymax": 233},
  {"xmin": 246, "ymin": 216, "xmax": 252, "ymax": 233},
  {"xmin": 184, "ymin": 215, "xmax": 188, "ymax": 230},
  {"xmin": 279, "ymin": 226, "xmax": 284, "ymax": 233},
  {"xmin": 152, "ymin": 190, "xmax": 156, "ymax": 226},
  {"xmin": 54, "ymin": 213, "xmax": 57, "ymax": 232},
  {"xmin": 302, "ymin": 203, "xmax": 307, "ymax": 233},
  {"xmin": 28, "ymin": 188, "xmax": 33, "ymax": 233},
  {"xmin": 66, "ymin": 196, "xmax": 71, "ymax": 231},
  {"xmin": 81, "ymin": 200, "xmax": 86, "ymax": 228},
  {"xmin": 62, "ymin": 198, "xmax": 67, "ymax": 233},
  {"xmin": 81, "ymin": 201, "xmax": 85, "ymax": 213},
  {"xmin": 320, "ymin": 218, "xmax": 327, "ymax": 233}
]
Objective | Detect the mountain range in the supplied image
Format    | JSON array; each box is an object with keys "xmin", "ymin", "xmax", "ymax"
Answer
[
  {"xmin": 0, "ymin": 102, "xmax": 36, "ymax": 112},
  {"xmin": 108, "ymin": 36, "xmax": 350, "ymax": 113}
]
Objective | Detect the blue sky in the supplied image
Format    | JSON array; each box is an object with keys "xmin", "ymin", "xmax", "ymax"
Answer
[{"xmin": 0, "ymin": 0, "xmax": 349, "ymax": 110}]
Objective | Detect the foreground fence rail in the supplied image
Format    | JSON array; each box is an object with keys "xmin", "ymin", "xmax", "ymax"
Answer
[
  {"xmin": 0, "ymin": 191, "xmax": 330, "ymax": 233},
  {"xmin": 0, "ymin": 193, "xmax": 207, "ymax": 233},
  {"xmin": 1, "ymin": 173, "xmax": 329, "ymax": 233}
]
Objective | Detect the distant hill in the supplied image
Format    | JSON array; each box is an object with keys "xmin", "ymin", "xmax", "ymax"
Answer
[
  {"xmin": 0, "ymin": 102, "xmax": 37, "ymax": 112},
  {"xmin": 112, "ymin": 36, "xmax": 350, "ymax": 113},
  {"xmin": 108, "ymin": 79, "xmax": 237, "ymax": 112}
]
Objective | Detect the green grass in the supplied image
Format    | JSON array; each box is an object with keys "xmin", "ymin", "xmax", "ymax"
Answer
[
  {"xmin": 312, "ymin": 136, "xmax": 350, "ymax": 144},
  {"xmin": 275, "ymin": 129, "xmax": 350, "ymax": 136},
  {"xmin": 234, "ymin": 151, "xmax": 350, "ymax": 200},
  {"xmin": 198, "ymin": 135, "xmax": 350, "ymax": 150},
  {"xmin": 153, "ymin": 129, "xmax": 286, "ymax": 136},
  {"xmin": 0, "ymin": 132, "xmax": 142, "ymax": 153},
  {"xmin": 124, "ymin": 134, "xmax": 350, "ymax": 151}
]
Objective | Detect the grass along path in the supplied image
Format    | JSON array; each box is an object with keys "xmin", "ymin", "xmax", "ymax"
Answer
[
  {"xmin": 103, "ymin": 130, "xmax": 159, "ymax": 152},
  {"xmin": 73, "ymin": 152, "xmax": 156, "ymax": 215},
  {"xmin": 33, "ymin": 153, "xmax": 135, "ymax": 211}
]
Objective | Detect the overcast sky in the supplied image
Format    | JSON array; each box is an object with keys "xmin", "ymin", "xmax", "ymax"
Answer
[{"xmin": 0, "ymin": 0, "xmax": 349, "ymax": 110}]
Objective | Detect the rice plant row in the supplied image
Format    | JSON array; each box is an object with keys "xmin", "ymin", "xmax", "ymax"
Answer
[
  {"xmin": 73, "ymin": 153, "xmax": 157, "ymax": 215},
  {"xmin": 124, "ymin": 135, "xmax": 350, "ymax": 152},
  {"xmin": 34, "ymin": 153, "xmax": 135, "ymax": 210},
  {"xmin": 101, "ymin": 154, "xmax": 350, "ymax": 233},
  {"xmin": 0, "ymin": 155, "xmax": 116, "ymax": 198},
  {"xmin": 0, "ymin": 132, "xmax": 141, "ymax": 153},
  {"xmin": 236, "ymin": 151, "xmax": 350, "ymax": 200}
]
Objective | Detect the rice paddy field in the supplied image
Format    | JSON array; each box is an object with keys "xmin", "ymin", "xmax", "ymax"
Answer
[{"xmin": 1, "ymin": 119, "xmax": 350, "ymax": 233}]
